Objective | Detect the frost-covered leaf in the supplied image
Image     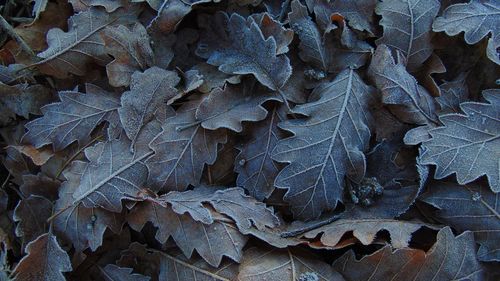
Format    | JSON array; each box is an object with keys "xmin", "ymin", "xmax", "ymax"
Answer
[
  {"xmin": 195, "ymin": 81, "xmax": 280, "ymax": 132},
  {"xmin": 102, "ymin": 23, "xmax": 154, "ymax": 87},
  {"xmin": 100, "ymin": 264, "xmax": 150, "ymax": 281},
  {"xmin": 437, "ymin": 73, "xmax": 469, "ymax": 114},
  {"xmin": 146, "ymin": 0, "xmax": 212, "ymax": 33},
  {"xmin": 288, "ymin": 0, "xmax": 332, "ymax": 73},
  {"xmin": 23, "ymin": 84, "xmax": 120, "ymax": 151},
  {"xmin": 13, "ymin": 196, "xmax": 52, "ymax": 246},
  {"xmin": 0, "ymin": 83, "xmax": 55, "ymax": 125},
  {"xmin": 11, "ymin": 233, "xmax": 72, "ymax": 281},
  {"xmin": 33, "ymin": 7, "xmax": 135, "ymax": 78},
  {"xmin": 238, "ymin": 247, "xmax": 345, "ymax": 281},
  {"xmin": 329, "ymin": 0, "xmax": 377, "ymax": 34},
  {"xmin": 421, "ymin": 93, "xmax": 499, "ymax": 192},
  {"xmin": 251, "ymin": 13, "xmax": 294, "ymax": 55},
  {"xmin": 368, "ymin": 44, "xmax": 438, "ymax": 125},
  {"xmin": 127, "ymin": 194, "xmax": 247, "ymax": 267},
  {"xmin": 164, "ymin": 186, "xmax": 280, "ymax": 232},
  {"xmin": 329, "ymin": 14, "xmax": 373, "ymax": 71},
  {"xmin": 272, "ymin": 69, "xmax": 375, "ymax": 220},
  {"xmin": 235, "ymin": 105, "xmax": 285, "ymax": 200},
  {"xmin": 375, "ymin": 0, "xmax": 440, "ymax": 71},
  {"xmin": 433, "ymin": 0, "xmax": 499, "ymax": 45},
  {"xmin": 53, "ymin": 161, "xmax": 124, "ymax": 252},
  {"xmin": 146, "ymin": 99, "xmax": 227, "ymax": 192},
  {"xmin": 72, "ymin": 121, "xmax": 159, "ymax": 212},
  {"xmin": 118, "ymin": 67, "xmax": 179, "ymax": 148},
  {"xmin": 333, "ymin": 227, "xmax": 484, "ymax": 281},
  {"xmin": 196, "ymin": 12, "xmax": 292, "ymax": 91},
  {"xmin": 203, "ymin": 139, "xmax": 238, "ymax": 186},
  {"xmin": 421, "ymin": 181, "xmax": 500, "ymax": 262}
]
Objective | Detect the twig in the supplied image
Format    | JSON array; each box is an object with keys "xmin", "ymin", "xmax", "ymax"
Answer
[
  {"xmin": 1, "ymin": 173, "xmax": 10, "ymax": 190},
  {"xmin": 0, "ymin": 14, "xmax": 35, "ymax": 58},
  {"xmin": 7, "ymin": 17, "xmax": 34, "ymax": 24},
  {"xmin": 280, "ymin": 213, "xmax": 342, "ymax": 238}
]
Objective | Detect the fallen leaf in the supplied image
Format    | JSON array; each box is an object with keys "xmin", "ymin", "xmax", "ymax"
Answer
[
  {"xmin": 235, "ymin": 104, "xmax": 286, "ymax": 200},
  {"xmin": 196, "ymin": 12, "xmax": 292, "ymax": 91},
  {"xmin": 195, "ymin": 80, "xmax": 280, "ymax": 132},
  {"xmin": 118, "ymin": 67, "xmax": 179, "ymax": 148},
  {"xmin": 421, "ymin": 180, "xmax": 500, "ymax": 262},
  {"xmin": 272, "ymin": 69, "xmax": 375, "ymax": 220},
  {"xmin": 72, "ymin": 121, "xmax": 159, "ymax": 212},
  {"xmin": 368, "ymin": 44, "xmax": 438, "ymax": 125},
  {"xmin": 421, "ymin": 92, "xmax": 499, "ymax": 192},
  {"xmin": 433, "ymin": 0, "xmax": 499, "ymax": 46},
  {"xmin": 33, "ymin": 7, "xmax": 136, "ymax": 78},
  {"xmin": 102, "ymin": 23, "xmax": 154, "ymax": 87},
  {"xmin": 53, "ymin": 161, "xmax": 124, "ymax": 252},
  {"xmin": 333, "ymin": 227, "xmax": 484, "ymax": 281},
  {"xmin": 23, "ymin": 84, "xmax": 120, "ymax": 151},
  {"xmin": 11, "ymin": 233, "xmax": 72, "ymax": 281},
  {"xmin": 375, "ymin": 0, "xmax": 440, "ymax": 71},
  {"xmin": 146, "ymin": 99, "xmax": 227, "ymax": 192},
  {"xmin": 238, "ymin": 247, "xmax": 345, "ymax": 281}
]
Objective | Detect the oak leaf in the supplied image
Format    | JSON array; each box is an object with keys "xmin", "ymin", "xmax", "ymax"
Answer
[
  {"xmin": 23, "ymin": 84, "xmax": 120, "ymax": 151},
  {"xmin": 420, "ymin": 92, "xmax": 499, "ymax": 192},
  {"xmin": 272, "ymin": 69, "xmax": 375, "ymax": 220},
  {"xmin": 118, "ymin": 67, "xmax": 179, "ymax": 148},
  {"xmin": 11, "ymin": 233, "xmax": 72, "ymax": 281},
  {"xmin": 53, "ymin": 161, "xmax": 124, "ymax": 252},
  {"xmin": 196, "ymin": 12, "xmax": 292, "ymax": 91},
  {"xmin": 375, "ymin": 0, "xmax": 440, "ymax": 71},
  {"xmin": 33, "ymin": 7, "xmax": 136, "ymax": 78},
  {"xmin": 146, "ymin": 99, "xmax": 227, "ymax": 192},
  {"xmin": 102, "ymin": 23, "xmax": 154, "ymax": 87},
  {"xmin": 421, "ymin": 181, "xmax": 500, "ymax": 262}
]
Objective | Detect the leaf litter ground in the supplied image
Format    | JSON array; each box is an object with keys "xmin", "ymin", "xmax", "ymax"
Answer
[{"xmin": 0, "ymin": 0, "xmax": 499, "ymax": 280}]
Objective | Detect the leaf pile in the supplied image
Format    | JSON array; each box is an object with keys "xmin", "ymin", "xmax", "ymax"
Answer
[{"xmin": 0, "ymin": 0, "xmax": 499, "ymax": 280}]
